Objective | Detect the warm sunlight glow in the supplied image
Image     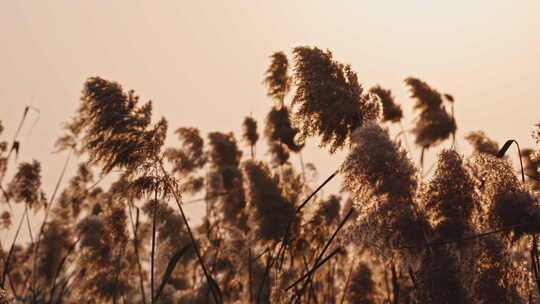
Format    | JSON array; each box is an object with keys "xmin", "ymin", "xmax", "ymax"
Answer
[{"xmin": 1, "ymin": 1, "xmax": 540, "ymax": 302}]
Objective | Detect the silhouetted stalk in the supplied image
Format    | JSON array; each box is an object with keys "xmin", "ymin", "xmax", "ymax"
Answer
[
  {"xmin": 291, "ymin": 208, "xmax": 353, "ymax": 296},
  {"xmin": 159, "ymin": 163, "xmax": 222, "ymax": 304},
  {"xmin": 286, "ymin": 248, "xmax": 342, "ymax": 292},
  {"xmin": 399, "ymin": 121, "xmax": 411, "ymax": 154},
  {"xmin": 7, "ymin": 273, "xmax": 17, "ymax": 301},
  {"xmin": 276, "ymin": 171, "xmax": 339, "ymax": 272},
  {"xmin": 295, "ymin": 171, "xmax": 338, "ymax": 213},
  {"xmin": 298, "ymin": 152, "xmax": 306, "ymax": 182},
  {"xmin": 383, "ymin": 266, "xmax": 391, "ymax": 303},
  {"xmin": 48, "ymin": 237, "xmax": 80, "ymax": 304},
  {"xmin": 450, "ymin": 102, "xmax": 456, "ymax": 147},
  {"xmin": 6, "ymin": 106, "xmax": 30, "ymax": 161},
  {"xmin": 407, "ymin": 193, "xmax": 432, "ymax": 254},
  {"xmin": 31, "ymin": 151, "xmax": 71, "ymax": 298},
  {"xmin": 531, "ymin": 236, "xmax": 540, "ymax": 294},
  {"xmin": 184, "ymin": 192, "xmax": 229, "ymax": 205},
  {"xmin": 248, "ymin": 249, "xmax": 253, "ymax": 304},
  {"xmin": 0, "ymin": 185, "xmax": 13, "ymax": 212},
  {"xmin": 421, "ymin": 161, "xmax": 437, "ymax": 179},
  {"xmin": 150, "ymin": 187, "xmax": 158, "ymax": 304},
  {"xmin": 24, "ymin": 206, "xmax": 34, "ymax": 299},
  {"xmin": 420, "ymin": 147, "xmax": 426, "ymax": 175},
  {"xmin": 1, "ymin": 206, "xmax": 28, "ymax": 289},
  {"xmin": 24, "ymin": 206, "xmax": 33, "ymax": 245},
  {"xmin": 112, "ymin": 245, "xmax": 126, "ymax": 304},
  {"xmin": 267, "ymin": 170, "xmax": 339, "ymax": 297},
  {"xmin": 419, "ymin": 222, "xmax": 538, "ymax": 247},
  {"xmin": 256, "ymin": 247, "xmax": 275, "ymax": 304},
  {"xmin": 154, "ymin": 244, "xmax": 192, "ymax": 303},
  {"xmin": 340, "ymin": 257, "xmax": 356, "ymax": 304},
  {"xmin": 409, "ymin": 266, "xmax": 419, "ymax": 290},
  {"xmin": 58, "ymin": 269, "xmax": 81, "ymax": 302},
  {"xmin": 207, "ymin": 239, "xmax": 223, "ymax": 301},
  {"xmin": 303, "ymin": 253, "xmax": 318, "ymax": 304},
  {"xmin": 392, "ymin": 265, "xmax": 400, "ymax": 304},
  {"xmin": 128, "ymin": 204, "xmax": 147, "ymax": 304}
]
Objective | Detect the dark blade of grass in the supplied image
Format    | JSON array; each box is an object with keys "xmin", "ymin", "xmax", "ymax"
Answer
[
  {"xmin": 287, "ymin": 207, "xmax": 354, "ymax": 293},
  {"xmin": 497, "ymin": 139, "xmax": 525, "ymax": 182},
  {"xmin": 159, "ymin": 163, "xmax": 222, "ymax": 304},
  {"xmin": 276, "ymin": 170, "xmax": 339, "ymax": 270},
  {"xmin": 154, "ymin": 244, "xmax": 192, "ymax": 303},
  {"xmin": 338, "ymin": 258, "xmax": 355, "ymax": 304},
  {"xmin": 6, "ymin": 107, "xmax": 29, "ymax": 162},
  {"xmin": 286, "ymin": 248, "xmax": 342, "ymax": 292},
  {"xmin": 419, "ymin": 222, "xmax": 537, "ymax": 248},
  {"xmin": 296, "ymin": 171, "xmax": 338, "ymax": 213},
  {"xmin": 183, "ymin": 192, "xmax": 230, "ymax": 205}
]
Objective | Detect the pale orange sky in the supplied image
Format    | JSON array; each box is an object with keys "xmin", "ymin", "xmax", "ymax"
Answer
[{"xmin": 1, "ymin": 1, "xmax": 540, "ymax": 225}]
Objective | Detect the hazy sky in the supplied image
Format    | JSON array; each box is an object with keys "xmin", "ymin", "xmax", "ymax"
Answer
[{"xmin": 1, "ymin": 1, "xmax": 540, "ymax": 224}]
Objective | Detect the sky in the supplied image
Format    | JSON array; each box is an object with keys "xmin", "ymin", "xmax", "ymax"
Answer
[{"xmin": 1, "ymin": 1, "xmax": 540, "ymax": 229}]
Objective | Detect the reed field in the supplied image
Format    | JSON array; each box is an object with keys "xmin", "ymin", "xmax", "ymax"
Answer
[{"xmin": 1, "ymin": 46, "xmax": 540, "ymax": 304}]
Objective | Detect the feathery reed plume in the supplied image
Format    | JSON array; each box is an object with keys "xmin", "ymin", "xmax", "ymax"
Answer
[
  {"xmin": 369, "ymin": 85, "xmax": 403, "ymax": 123},
  {"xmin": 165, "ymin": 127, "xmax": 207, "ymax": 176},
  {"xmin": 341, "ymin": 122, "xmax": 427, "ymax": 254},
  {"xmin": 263, "ymin": 51, "xmax": 291, "ymax": 103},
  {"xmin": 473, "ymin": 154, "xmax": 540, "ymax": 239},
  {"xmin": 242, "ymin": 160, "xmax": 297, "ymax": 242},
  {"xmin": 54, "ymin": 115, "xmax": 85, "ymax": 155},
  {"xmin": 268, "ymin": 142, "xmax": 290, "ymax": 167},
  {"xmin": 7, "ymin": 160, "xmax": 46, "ymax": 211},
  {"xmin": 465, "ymin": 131, "xmax": 499, "ymax": 156},
  {"xmin": 208, "ymin": 132, "xmax": 242, "ymax": 170},
  {"xmin": 341, "ymin": 122, "xmax": 417, "ymax": 203},
  {"xmin": 207, "ymin": 132, "xmax": 246, "ymax": 227},
  {"xmin": 53, "ymin": 163, "xmax": 94, "ymax": 220},
  {"xmin": 242, "ymin": 116, "xmax": 259, "ymax": 158},
  {"xmin": 72, "ymin": 76, "xmax": 168, "ymax": 174},
  {"xmin": 265, "ymin": 106, "xmax": 304, "ymax": 152},
  {"xmin": 522, "ymin": 148, "xmax": 540, "ymax": 189},
  {"xmin": 165, "ymin": 127, "xmax": 207, "ymax": 196},
  {"xmin": 404, "ymin": 77, "xmax": 456, "ymax": 149},
  {"xmin": 292, "ymin": 46, "xmax": 380, "ymax": 152},
  {"xmin": 421, "ymin": 150, "xmax": 476, "ymax": 239},
  {"xmin": 75, "ymin": 202, "xmax": 134, "ymax": 303}
]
